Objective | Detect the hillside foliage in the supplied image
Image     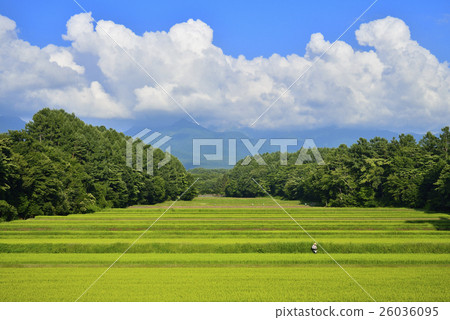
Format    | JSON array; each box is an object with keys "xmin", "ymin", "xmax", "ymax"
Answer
[
  {"xmin": 224, "ymin": 128, "xmax": 450, "ymax": 211},
  {"xmin": 0, "ymin": 109, "xmax": 196, "ymax": 221}
]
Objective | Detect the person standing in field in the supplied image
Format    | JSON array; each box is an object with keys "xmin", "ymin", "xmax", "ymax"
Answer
[{"xmin": 311, "ymin": 243, "xmax": 318, "ymax": 254}]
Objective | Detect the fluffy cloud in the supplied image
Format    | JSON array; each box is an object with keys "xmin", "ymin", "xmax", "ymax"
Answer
[
  {"xmin": 0, "ymin": 14, "xmax": 128, "ymax": 118},
  {"xmin": 29, "ymin": 81, "xmax": 130, "ymax": 118},
  {"xmin": 0, "ymin": 13, "xmax": 448, "ymax": 131},
  {"xmin": 43, "ymin": 45, "xmax": 85, "ymax": 74}
]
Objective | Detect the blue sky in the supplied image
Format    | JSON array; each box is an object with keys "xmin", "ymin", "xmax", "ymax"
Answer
[
  {"xmin": 2, "ymin": 0, "xmax": 449, "ymax": 60},
  {"xmin": 0, "ymin": 0, "xmax": 449, "ymax": 133}
]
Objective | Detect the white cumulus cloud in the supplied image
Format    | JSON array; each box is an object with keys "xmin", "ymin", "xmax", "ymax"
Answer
[
  {"xmin": 43, "ymin": 45, "xmax": 85, "ymax": 74},
  {"xmin": 0, "ymin": 13, "xmax": 448, "ymax": 132},
  {"xmin": 29, "ymin": 81, "xmax": 130, "ymax": 118}
]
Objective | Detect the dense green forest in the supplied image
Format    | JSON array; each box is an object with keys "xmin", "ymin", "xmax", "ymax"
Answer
[
  {"xmin": 0, "ymin": 109, "xmax": 196, "ymax": 221},
  {"xmin": 224, "ymin": 128, "xmax": 450, "ymax": 211},
  {"xmin": 1, "ymin": 109, "xmax": 448, "ymax": 222},
  {"xmin": 188, "ymin": 168, "xmax": 228, "ymax": 194}
]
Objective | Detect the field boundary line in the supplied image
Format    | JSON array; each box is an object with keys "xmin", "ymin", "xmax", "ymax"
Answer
[
  {"xmin": 71, "ymin": 0, "xmax": 200, "ymax": 126},
  {"xmin": 74, "ymin": 178, "xmax": 199, "ymax": 302},
  {"xmin": 251, "ymin": 178, "xmax": 377, "ymax": 302},
  {"xmin": 249, "ymin": 0, "xmax": 379, "ymax": 127}
]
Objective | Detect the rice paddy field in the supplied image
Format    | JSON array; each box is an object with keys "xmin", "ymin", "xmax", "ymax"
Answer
[{"xmin": 0, "ymin": 196, "xmax": 449, "ymax": 302}]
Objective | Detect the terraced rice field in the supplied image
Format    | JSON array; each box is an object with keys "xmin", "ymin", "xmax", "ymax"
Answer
[{"xmin": 0, "ymin": 197, "xmax": 449, "ymax": 301}]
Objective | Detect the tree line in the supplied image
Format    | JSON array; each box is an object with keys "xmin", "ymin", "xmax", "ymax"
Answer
[
  {"xmin": 188, "ymin": 168, "xmax": 228, "ymax": 195},
  {"xmin": 223, "ymin": 128, "xmax": 450, "ymax": 211},
  {"xmin": 0, "ymin": 109, "xmax": 196, "ymax": 221}
]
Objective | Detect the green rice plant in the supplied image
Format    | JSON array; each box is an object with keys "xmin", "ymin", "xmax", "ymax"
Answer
[
  {"xmin": 0, "ymin": 197, "xmax": 448, "ymax": 301},
  {"xmin": 0, "ymin": 266, "xmax": 448, "ymax": 302},
  {"xmin": 1, "ymin": 253, "xmax": 449, "ymax": 266}
]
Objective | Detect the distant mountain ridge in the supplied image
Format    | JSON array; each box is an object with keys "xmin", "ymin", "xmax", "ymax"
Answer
[
  {"xmin": 125, "ymin": 119, "xmax": 250, "ymax": 169},
  {"xmin": 0, "ymin": 113, "xmax": 429, "ymax": 169},
  {"xmin": 244, "ymin": 127, "xmax": 423, "ymax": 148},
  {"xmin": 124, "ymin": 118, "xmax": 423, "ymax": 169}
]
